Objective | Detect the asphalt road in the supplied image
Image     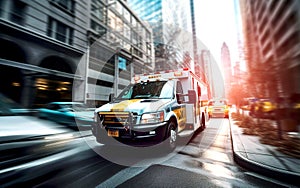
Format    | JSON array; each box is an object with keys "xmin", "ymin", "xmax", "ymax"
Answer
[{"xmin": 0, "ymin": 118, "xmax": 295, "ymax": 188}]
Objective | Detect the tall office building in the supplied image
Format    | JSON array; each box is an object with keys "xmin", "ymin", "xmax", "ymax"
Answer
[
  {"xmin": 240, "ymin": 0, "xmax": 300, "ymax": 98},
  {"xmin": 127, "ymin": 0, "xmax": 194, "ymax": 71},
  {"xmin": 221, "ymin": 42, "xmax": 232, "ymax": 99},
  {"xmin": 86, "ymin": 0, "xmax": 154, "ymax": 106},
  {"xmin": 0, "ymin": 0, "xmax": 155, "ymax": 107},
  {"xmin": 0, "ymin": 0, "xmax": 88, "ymax": 107}
]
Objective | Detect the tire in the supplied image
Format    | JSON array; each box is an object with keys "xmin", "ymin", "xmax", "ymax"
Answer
[
  {"xmin": 165, "ymin": 120, "xmax": 177, "ymax": 151},
  {"xmin": 201, "ymin": 115, "xmax": 206, "ymax": 129}
]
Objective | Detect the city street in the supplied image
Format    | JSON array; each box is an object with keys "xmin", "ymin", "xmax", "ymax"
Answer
[
  {"xmin": 0, "ymin": 117, "xmax": 296, "ymax": 187},
  {"xmin": 1, "ymin": 0, "xmax": 299, "ymax": 187}
]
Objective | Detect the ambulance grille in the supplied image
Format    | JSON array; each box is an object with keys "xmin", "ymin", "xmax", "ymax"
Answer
[{"xmin": 99, "ymin": 112, "xmax": 137, "ymax": 127}]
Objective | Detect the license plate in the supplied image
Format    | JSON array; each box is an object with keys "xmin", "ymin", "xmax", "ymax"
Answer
[{"xmin": 108, "ymin": 129, "xmax": 119, "ymax": 137}]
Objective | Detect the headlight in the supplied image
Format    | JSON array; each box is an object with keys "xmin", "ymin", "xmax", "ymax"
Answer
[
  {"xmin": 93, "ymin": 112, "xmax": 98, "ymax": 122},
  {"xmin": 141, "ymin": 111, "xmax": 164, "ymax": 124},
  {"xmin": 94, "ymin": 112, "xmax": 103, "ymax": 123}
]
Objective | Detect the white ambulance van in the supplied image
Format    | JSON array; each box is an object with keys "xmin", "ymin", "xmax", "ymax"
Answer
[{"xmin": 92, "ymin": 68, "xmax": 209, "ymax": 150}]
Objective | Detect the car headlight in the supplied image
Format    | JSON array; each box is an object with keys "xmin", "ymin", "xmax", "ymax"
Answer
[
  {"xmin": 141, "ymin": 111, "xmax": 164, "ymax": 124},
  {"xmin": 93, "ymin": 112, "xmax": 98, "ymax": 122},
  {"xmin": 94, "ymin": 112, "xmax": 103, "ymax": 123}
]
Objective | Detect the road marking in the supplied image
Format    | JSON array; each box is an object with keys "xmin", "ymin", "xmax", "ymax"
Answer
[{"xmin": 96, "ymin": 166, "xmax": 147, "ymax": 188}]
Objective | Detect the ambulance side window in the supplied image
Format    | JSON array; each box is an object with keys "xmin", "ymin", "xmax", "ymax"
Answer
[
  {"xmin": 176, "ymin": 81, "xmax": 183, "ymax": 94},
  {"xmin": 176, "ymin": 81, "xmax": 184, "ymax": 102}
]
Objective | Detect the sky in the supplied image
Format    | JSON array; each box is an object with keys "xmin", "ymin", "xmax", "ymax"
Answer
[{"xmin": 194, "ymin": 0, "xmax": 242, "ymax": 70}]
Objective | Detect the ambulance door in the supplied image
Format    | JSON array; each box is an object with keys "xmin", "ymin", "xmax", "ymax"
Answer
[{"xmin": 175, "ymin": 81, "xmax": 186, "ymax": 132}]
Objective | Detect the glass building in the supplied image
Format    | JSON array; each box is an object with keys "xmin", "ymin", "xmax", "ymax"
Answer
[{"xmin": 127, "ymin": 0, "xmax": 194, "ymax": 71}]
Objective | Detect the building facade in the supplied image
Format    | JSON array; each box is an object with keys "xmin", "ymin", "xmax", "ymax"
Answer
[
  {"xmin": 240, "ymin": 0, "xmax": 300, "ymax": 99},
  {"xmin": 0, "ymin": 0, "xmax": 154, "ymax": 108},
  {"xmin": 0, "ymin": 0, "xmax": 88, "ymax": 108},
  {"xmin": 85, "ymin": 0, "xmax": 154, "ymax": 106},
  {"xmin": 127, "ymin": 0, "xmax": 194, "ymax": 71}
]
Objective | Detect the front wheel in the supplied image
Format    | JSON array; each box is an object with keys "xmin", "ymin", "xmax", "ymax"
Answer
[
  {"xmin": 165, "ymin": 121, "xmax": 177, "ymax": 151},
  {"xmin": 201, "ymin": 115, "xmax": 206, "ymax": 129}
]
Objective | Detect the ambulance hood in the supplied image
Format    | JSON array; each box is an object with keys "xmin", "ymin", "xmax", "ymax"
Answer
[{"xmin": 95, "ymin": 99, "xmax": 172, "ymax": 115}]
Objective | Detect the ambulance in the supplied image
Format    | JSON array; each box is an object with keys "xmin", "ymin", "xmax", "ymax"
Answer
[{"xmin": 92, "ymin": 68, "xmax": 209, "ymax": 150}]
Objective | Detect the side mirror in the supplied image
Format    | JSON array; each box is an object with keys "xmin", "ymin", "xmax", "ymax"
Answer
[
  {"xmin": 188, "ymin": 90, "xmax": 197, "ymax": 104},
  {"xmin": 176, "ymin": 93, "xmax": 183, "ymax": 104},
  {"xmin": 109, "ymin": 93, "xmax": 115, "ymax": 102}
]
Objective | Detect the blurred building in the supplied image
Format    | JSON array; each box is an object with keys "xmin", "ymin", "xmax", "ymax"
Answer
[
  {"xmin": 0, "ymin": 0, "xmax": 154, "ymax": 108},
  {"xmin": 233, "ymin": 61, "xmax": 247, "ymax": 86},
  {"xmin": 127, "ymin": 0, "xmax": 194, "ymax": 71},
  {"xmin": 240, "ymin": 0, "xmax": 300, "ymax": 99},
  {"xmin": 86, "ymin": 0, "xmax": 154, "ymax": 106},
  {"xmin": 200, "ymin": 50, "xmax": 213, "ymax": 98},
  {"xmin": 221, "ymin": 42, "xmax": 233, "ymax": 99},
  {"xmin": 0, "ymin": 0, "xmax": 88, "ymax": 108}
]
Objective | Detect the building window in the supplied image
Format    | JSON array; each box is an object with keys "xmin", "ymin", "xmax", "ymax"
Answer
[
  {"xmin": 108, "ymin": 10, "xmax": 117, "ymax": 29},
  {"xmin": 146, "ymin": 42, "xmax": 152, "ymax": 56},
  {"xmin": 131, "ymin": 16, "xmax": 137, "ymax": 27},
  {"xmin": 91, "ymin": 0, "xmax": 106, "ymax": 23},
  {"xmin": 131, "ymin": 30, "xmax": 138, "ymax": 45},
  {"xmin": 124, "ymin": 23, "xmax": 130, "ymax": 40},
  {"xmin": 115, "ymin": 1, "xmax": 123, "ymax": 15},
  {"xmin": 50, "ymin": 0, "xmax": 75, "ymax": 14},
  {"xmin": 10, "ymin": 0, "xmax": 27, "ymax": 25},
  {"xmin": 47, "ymin": 18, "xmax": 74, "ymax": 45},
  {"xmin": 116, "ymin": 16, "xmax": 123, "ymax": 34},
  {"xmin": 123, "ymin": 8, "xmax": 130, "ymax": 22},
  {"xmin": 91, "ymin": 20, "xmax": 107, "ymax": 36}
]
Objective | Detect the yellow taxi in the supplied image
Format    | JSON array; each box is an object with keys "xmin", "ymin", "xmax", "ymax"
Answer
[
  {"xmin": 252, "ymin": 99, "xmax": 276, "ymax": 118},
  {"xmin": 208, "ymin": 99, "xmax": 230, "ymax": 118}
]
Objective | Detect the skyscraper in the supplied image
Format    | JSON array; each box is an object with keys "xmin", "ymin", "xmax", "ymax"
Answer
[
  {"xmin": 127, "ymin": 0, "xmax": 193, "ymax": 71},
  {"xmin": 221, "ymin": 42, "xmax": 232, "ymax": 99}
]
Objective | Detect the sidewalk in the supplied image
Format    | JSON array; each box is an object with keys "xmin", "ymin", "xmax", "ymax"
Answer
[{"xmin": 229, "ymin": 111, "xmax": 300, "ymax": 186}]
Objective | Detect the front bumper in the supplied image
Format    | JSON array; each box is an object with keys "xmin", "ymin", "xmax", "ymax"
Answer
[
  {"xmin": 209, "ymin": 111, "xmax": 229, "ymax": 118},
  {"xmin": 92, "ymin": 121, "xmax": 168, "ymax": 143}
]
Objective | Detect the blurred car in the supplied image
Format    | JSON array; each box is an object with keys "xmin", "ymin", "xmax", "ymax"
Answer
[
  {"xmin": 241, "ymin": 97, "xmax": 258, "ymax": 111},
  {"xmin": 250, "ymin": 99, "xmax": 276, "ymax": 119},
  {"xmin": 38, "ymin": 102, "xmax": 94, "ymax": 129},
  {"xmin": 208, "ymin": 99, "xmax": 229, "ymax": 118},
  {"xmin": 0, "ymin": 93, "xmax": 69, "ymax": 139}
]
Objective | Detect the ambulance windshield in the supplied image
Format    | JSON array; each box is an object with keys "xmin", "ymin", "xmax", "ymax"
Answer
[{"xmin": 117, "ymin": 81, "xmax": 174, "ymax": 99}]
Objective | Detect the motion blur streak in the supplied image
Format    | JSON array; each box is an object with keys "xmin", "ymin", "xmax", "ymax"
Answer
[
  {"xmin": 0, "ymin": 147, "xmax": 84, "ymax": 174},
  {"xmin": 44, "ymin": 133, "xmax": 74, "ymax": 140}
]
